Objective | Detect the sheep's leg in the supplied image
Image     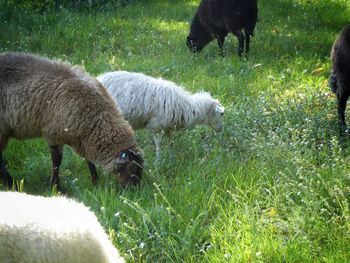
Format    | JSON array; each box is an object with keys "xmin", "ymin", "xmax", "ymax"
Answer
[
  {"xmin": 165, "ymin": 130, "xmax": 173, "ymax": 142},
  {"xmin": 86, "ymin": 160, "xmax": 99, "ymax": 184},
  {"xmin": 50, "ymin": 145, "xmax": 63, "ymax": 190},
  {"xmin": 337, "ymin": 95, "xmax": 348, "ymax": 126},
  {"xmin": 211, "ymin": 27, "xmax": 227, "ymax": 57},
  {"xmin": 233, "ymin": 31, "xmax": 245, "ymax": 57},
  {"xmin": 216, "ymin": 34, "xmax": 226, "ymax": 57},
  {"xmin": 245, "ymin": 33, "xmax": 251, "ymax": 54},
  {"xmin": 0, "ymin": 152, "xmax": 13, "ymax": 188},
  {"xmin": 165, "ymin": 130, "xmax": 174, "ymax": 160},
  {"xmin": 153, "ymin": 132, "xmax": 163, "ymax": 163}
]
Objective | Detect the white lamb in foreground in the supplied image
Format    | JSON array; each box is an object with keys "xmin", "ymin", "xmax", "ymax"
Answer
[
  {"xmin": 97, "ymin": 71, "xmax": 225, "ymax": 160},
  {"xmin": 0, "ymin": 191, "xmax": 124, "ymax": 263}
]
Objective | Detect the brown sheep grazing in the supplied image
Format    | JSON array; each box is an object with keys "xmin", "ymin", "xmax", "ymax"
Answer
[{"xmin": 0, "ymin": 52, "xmax": 144, "ymax": 189}]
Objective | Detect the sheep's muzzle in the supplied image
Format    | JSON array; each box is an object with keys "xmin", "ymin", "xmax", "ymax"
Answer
[{"xmin": 186, "ymin": 37, "xmax": 198, "ymax": 53}]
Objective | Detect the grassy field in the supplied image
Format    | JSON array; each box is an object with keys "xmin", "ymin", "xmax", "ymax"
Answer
[{"xmin": 1, "ymin": 0, "xmax": 350, "ymax": 261}]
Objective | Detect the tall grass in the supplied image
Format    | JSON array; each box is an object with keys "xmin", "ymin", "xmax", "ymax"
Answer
[{"xmin": 1, "ymin": 0, "xmax": 350, "ymax": 261}]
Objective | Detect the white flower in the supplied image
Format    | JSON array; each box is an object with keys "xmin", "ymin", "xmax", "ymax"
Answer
[{"xmin": 224, "ymin": 253, "xmax": 231, "ymax": 259}]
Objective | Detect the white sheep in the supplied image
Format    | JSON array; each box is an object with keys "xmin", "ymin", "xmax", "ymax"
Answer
[
  {"xmin": 97, "ymin": 71, "xmax": 225, "ymax": 161},
  {"xmin": 0, "ymin": 191, "xmax": 124, "ymax": 263}
]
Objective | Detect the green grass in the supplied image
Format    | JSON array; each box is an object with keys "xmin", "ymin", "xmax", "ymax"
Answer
[{"xmin": 1, "ymin": 0, "xmax": 350, "ymax": 261}]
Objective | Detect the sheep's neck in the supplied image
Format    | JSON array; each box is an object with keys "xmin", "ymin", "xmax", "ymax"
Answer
[
  {"xmin": 174, "ymin": 95, "xmax": 208, "ymax": 130},
  {"xmin": 77, "ymin": 116, "xmax": 136, "ymax": 166}
]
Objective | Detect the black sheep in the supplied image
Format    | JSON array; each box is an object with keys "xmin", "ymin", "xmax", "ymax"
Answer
[
  {"xmin": 330, "ymin": 25, "xmax": 350, "ymax": 125},
  {"xmin": 186, "ymin": 0, "xmax": 258, "ymax": 57}
]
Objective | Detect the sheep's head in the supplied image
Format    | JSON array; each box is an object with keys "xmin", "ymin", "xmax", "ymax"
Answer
[
  {"xmin": 186, "ymin": 14, "xmax": 213, "ymax": 53},
  {"xmin": 186, "ymin": 37, "xmax": 200, "ymax": 53},
  {"xmin": 114, "ymin": 149, "xmax": 144, "ymax": 187},
  {"xmin": 186, "ymin": 36, "xmax": 211, "ymax": 54},
  {"xmin": 207, "ymin": 102, "xmax": 225, "ymax": 132}
]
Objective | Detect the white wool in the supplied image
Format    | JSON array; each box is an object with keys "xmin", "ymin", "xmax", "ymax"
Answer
[
  {"xmin": 0, "ymin": 192, "xmax": 124, "ymax": 263},
  {"xmin": 98, "ymin": 71, "xmax": 224, "ymax": 131},
  {"xmin": 97, "ymin": 71, "xmax": 224, "ymax": 160}
]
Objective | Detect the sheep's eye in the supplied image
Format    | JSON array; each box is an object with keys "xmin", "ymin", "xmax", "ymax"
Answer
[
  {"xmin": 220, "ymin": 112, "xmax": 224, "ymax": 116},
  {"xmin": 118, "ymin": 151, "xmax": 128, "ymax": 159}
]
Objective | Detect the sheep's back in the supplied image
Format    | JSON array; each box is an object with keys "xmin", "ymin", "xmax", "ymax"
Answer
[
  {"xmin": 198, "ymin": 0, "xmax": 257, "ymax": 33},
  {"xmin": 99, "ymin": 72, "xmax": 159, "ymax": 130},
  {"xmin": 0, "ymin": 191, "xmax": 124, "ymax": 263},
  {"xmin": 0, "ymin": 53, "xmax": 117, "ymax": 145},
  {"xmin": 99, "ymin": 71, "xmax": 195, "ymax": 132},
  {"xmin": 0, "ymin": 53, "xmax": 77, "ymax": 139}
]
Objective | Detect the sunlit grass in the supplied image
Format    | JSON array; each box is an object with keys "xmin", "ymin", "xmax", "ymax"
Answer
[{"xmin": 1, "ymin": 0, "xmax": 350, "ymax": 261}]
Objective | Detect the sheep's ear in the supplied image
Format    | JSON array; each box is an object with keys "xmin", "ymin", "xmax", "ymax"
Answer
[
  {"xmin": 215, "ymin": 105, "xmax": 225, "ymax": 114},
  {"xmin": 116, "ymin": 151, "xmax": 130, "ymax": 165}
]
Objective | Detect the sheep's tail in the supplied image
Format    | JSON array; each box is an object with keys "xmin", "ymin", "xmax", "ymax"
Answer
[{"xmin": 329, "ymin": 72, "xmax": 338, "ymax": 93}]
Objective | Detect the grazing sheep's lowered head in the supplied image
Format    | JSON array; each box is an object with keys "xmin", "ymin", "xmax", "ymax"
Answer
[
  {"xmin": 186, "ymin": 35, "xmax": 212, "ymax": 54},
  {"xmin": 115, "ymin": 148, "xmax": 144, "ymax": 187},
  {"xmin": 206, "ymin": 98, "xmax": 225, "ymax": 132},
  {"xmin": 186, "ymin": 14, "xmax": 213, "ymax": 53}
]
